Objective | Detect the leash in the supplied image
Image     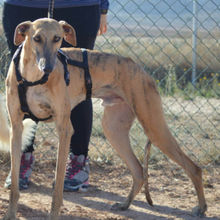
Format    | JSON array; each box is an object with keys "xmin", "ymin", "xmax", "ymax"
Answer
[{"xmin": 48, "ymin": 0, "xmax": 54, "ymax": 19}]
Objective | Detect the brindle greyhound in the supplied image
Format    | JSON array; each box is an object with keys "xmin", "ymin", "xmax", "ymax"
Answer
[{"xmin": 1, "ymin": 18, "xmax": 207, "ymax": 220}]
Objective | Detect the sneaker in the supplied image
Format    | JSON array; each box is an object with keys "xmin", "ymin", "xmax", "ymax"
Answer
[
  {"xmin": 63, "ymin": 153, "xmax": 89, "ymax": 192},
  {"xmin": 4, "ymin": 152, "xmax": 35, "ymax": 190}
]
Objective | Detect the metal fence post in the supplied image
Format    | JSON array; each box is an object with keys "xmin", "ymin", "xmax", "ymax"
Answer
[{"xmin": 192, "ymin": 0, "xmax": 198, "ymax": 86}]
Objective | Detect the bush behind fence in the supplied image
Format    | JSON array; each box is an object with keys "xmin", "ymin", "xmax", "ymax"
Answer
[{"xmin": 0, "ymin": 0, "xmax": 220, "ymax": 170}]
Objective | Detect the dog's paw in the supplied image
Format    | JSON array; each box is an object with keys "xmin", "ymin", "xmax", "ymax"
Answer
[
  {"xmin": 192, "ymin": 204, "xmax": 207, "ymax": 217},
  {"xmin": 1, "ymin": 215, "xmax": 16, "ymax": 220},
  {"xmin": 78, "ymin": 186, "xmax": 88, "ymax": 192},
  {"xmin": 1, "ymin": 209, "xmax": 16, "ymax": 220},
  {"xmin": 110, "ymin": 202, "xmax": 128, "ymax": 211}
]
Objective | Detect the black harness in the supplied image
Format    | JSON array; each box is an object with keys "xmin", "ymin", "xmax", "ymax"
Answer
[{"xmin": 13, "ymin": 44, "xmax": 92, "ymax": 122}]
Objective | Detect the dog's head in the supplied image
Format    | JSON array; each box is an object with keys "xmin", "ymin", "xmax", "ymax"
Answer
[{"xmin": 14, "ymin": 18, "xmax": 77, "ymax": 74}]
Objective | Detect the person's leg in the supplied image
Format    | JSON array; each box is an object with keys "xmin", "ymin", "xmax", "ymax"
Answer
[
  {"xmin": 67, "ymin": 33, "xmax": 96, "ymax": 159},
  {"xmin": 2, "ymin": 2, "xmax": 47, "ymax": 189},
  {"xmin": 55, "ymin": 5, "xmax": 100, "ymax": 157},
  {"xmin": 53, "ymin": 5, "xmax": 101, "ymax": 191}
]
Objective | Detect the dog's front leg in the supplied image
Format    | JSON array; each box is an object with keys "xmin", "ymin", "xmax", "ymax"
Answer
[
  {"xmin": 3, "ymin": 96, "xmax": 23, "ymax": 220},
  {"xmin": 49, "ymin": 102, "xmax": 73, "ymax": 220}
]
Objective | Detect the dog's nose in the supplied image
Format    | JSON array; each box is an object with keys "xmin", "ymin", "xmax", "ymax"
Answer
[{"xmin": 43, "ymin": 66, "xmax": 53, "ymax": 74}]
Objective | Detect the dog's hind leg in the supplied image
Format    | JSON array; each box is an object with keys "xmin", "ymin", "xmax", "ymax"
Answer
[
  {"xmin": 102, "ymin": 103, "xmax": 143, "ymax": 211},
  {"xmin": 147, "ymin": 124, "xmax": 207, "ymax": 216},
  {"xmin": 132, "ymin": 78, "xmax": 207, "ymax": 216},
  {"xmin": 143, "ymin": 139, "xmax": 153, "ymax": 206}
]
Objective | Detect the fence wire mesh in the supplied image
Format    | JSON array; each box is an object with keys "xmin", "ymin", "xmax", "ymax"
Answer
[{"xmin": 0, "ymin": 0, "xmax": 220, "ymax": 170}]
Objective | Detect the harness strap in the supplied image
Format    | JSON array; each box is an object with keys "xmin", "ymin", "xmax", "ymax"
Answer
[
  {"xmin": 13, "ymin": 44, "xmax": 52, "ymax": 122},
  {"xmin": 57, "ymin": 49, "xmax": 70, "ymax": 86},
  {"xmin": 17, "ymin": 83, "xmax": 52, "ymax": 122},
  {"xmin": 82, "ymin": 48, "xmax": 92, "ymax": 100},
  {"xmin": 13, "ymin": 45, "xmax": 92, "ymax": 122},
  {"xmin": 59, "ymin": 48, "xmax": 92, "ymax": 100}
]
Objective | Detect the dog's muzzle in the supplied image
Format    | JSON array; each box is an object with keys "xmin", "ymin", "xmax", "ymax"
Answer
[{"xmin": 43, "ymin": 65, "xmax": 53, "ymax": 74}]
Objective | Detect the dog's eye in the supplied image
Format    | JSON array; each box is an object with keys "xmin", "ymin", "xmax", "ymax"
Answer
[
  {"xmin": 33, "ymin": 36, "xmax": 41, "ymax": 42},
  {"xmin": 54, "ymin": 36, "xmax": 61, "ymax": 42}
]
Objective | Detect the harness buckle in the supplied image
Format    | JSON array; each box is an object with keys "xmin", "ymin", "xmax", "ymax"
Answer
[{"xmin": 85, "ymin": 78, "xmax": 92, "ymax": 87}]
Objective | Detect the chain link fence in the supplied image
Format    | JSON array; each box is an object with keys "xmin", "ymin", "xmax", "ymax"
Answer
[{"xmin": 0, "ymin": 0, "xmax": 220, "ymax": 170}]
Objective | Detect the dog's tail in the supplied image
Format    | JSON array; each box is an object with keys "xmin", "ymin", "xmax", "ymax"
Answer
[
  {"xmin": 143, "ymin": 139, "xmax": 153, "ymax": 206},
  {"xmin": 0, "ymin": 95, "xmax": 36, "ymax": 152}
]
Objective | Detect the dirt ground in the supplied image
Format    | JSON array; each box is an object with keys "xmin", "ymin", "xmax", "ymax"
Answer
[{"xmin": 0, "ymin": 161, "xmax": 219, "ymax": 220}]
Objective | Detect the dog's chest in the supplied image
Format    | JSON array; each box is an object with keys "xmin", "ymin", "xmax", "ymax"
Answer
[{"xmin": 26, "ymin": 87, "xmax": 52, "ymax": 118}]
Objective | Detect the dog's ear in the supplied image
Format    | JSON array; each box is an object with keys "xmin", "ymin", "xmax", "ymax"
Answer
[
  {"xmin": 59, "ymin": 21, "xmax": 77, "ymax": 46},
  {"xmin": 14, "ymin": 21, "xmax": 32, "ymax": 46}
]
